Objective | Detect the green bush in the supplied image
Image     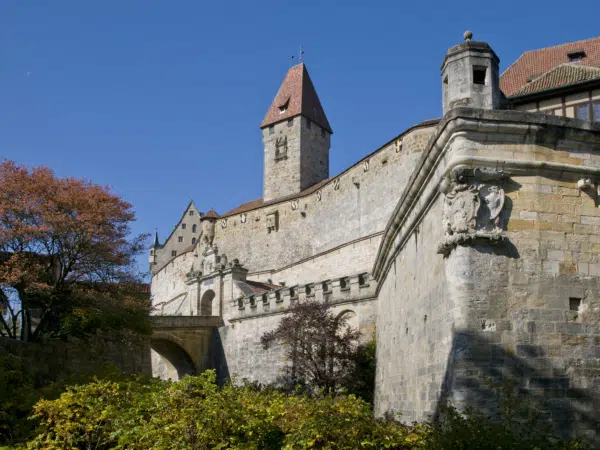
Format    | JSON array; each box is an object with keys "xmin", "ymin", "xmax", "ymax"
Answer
[
  {"xmin": 25, "ymin": 370, "xmax": 591, "ymax": 450},
  {"xmin": 28, "ymin": 370, "xmax": 429, "ymax": 449},
  {"xmin": 0, "ymin": 351, "xmax": 121, "ymax": 447}
]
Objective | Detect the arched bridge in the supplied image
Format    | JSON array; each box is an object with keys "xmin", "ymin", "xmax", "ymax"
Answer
[{"xmin": 150, "ymin": 315, "xmax": 221, "ymax": 380}]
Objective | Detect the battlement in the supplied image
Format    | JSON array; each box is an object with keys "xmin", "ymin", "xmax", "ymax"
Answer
[{"xmin": 230, "ymin": 272, "xmax": 376, "ymax": 321}]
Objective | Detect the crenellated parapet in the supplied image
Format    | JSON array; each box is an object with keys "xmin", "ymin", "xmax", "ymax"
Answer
[{"xmin": 230, "ymin": 272, "xmax": 376, "ymax": 321}]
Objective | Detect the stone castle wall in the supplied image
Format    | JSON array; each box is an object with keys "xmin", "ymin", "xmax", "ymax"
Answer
[
  {"xmin": 213, "ymin": 124, "xmax": 436, "ymax": 277},
  {"xmin": 374, "ymin": 109, "xmax": 600, "ymax": 441}
]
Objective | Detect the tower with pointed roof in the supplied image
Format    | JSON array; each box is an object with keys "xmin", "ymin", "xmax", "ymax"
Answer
[{"xmin": 260, "ymin": 63, "xmax": 332, "ymax": 201}]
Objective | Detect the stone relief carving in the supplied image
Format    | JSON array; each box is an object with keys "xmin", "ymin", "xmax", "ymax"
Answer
[
  {"xmin": 266, "ymin": 211, "xmax": 279, "ymax": 233},
  {"xmin": 437, "ymin": 166, "xmax": 509, "ymax": 256},
  {"xmin": 275, "ymin": 136, "xmax": 288, "ymax": 160}
]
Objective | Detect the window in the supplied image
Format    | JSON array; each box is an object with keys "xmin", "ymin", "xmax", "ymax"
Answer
[
  {"xmin": 192, "ymin": 224, "xmax": 197, "ymax": 233},
  {"xmin": 178, "ymin": 236, "xmax": 183, "ymax": 242},
  {"xmin": 575, "ymin": 103, "xmax": 590, "ymax": 121},
  {"xmin": 473, "ymin": 66, "xmax": 486, "ymax": 85},
  {"xmin": 150, "ymin": 250, "xmax": 154, "ymax": 255},
  {"xmin": 189, "ymin": 211, "xmax": 194, "ymax": 216},
  {"xmin": 321, "ymin": 127, "xmax": 326, "ymax": 137},
  {"xmin": 191, "ymin": 237, "xmax": 196, "ymax": 244},
  {"xmin": 568, "ymin": 51, "xmax": 586, "ymax": 63},
  {"xmin": 278, "ymin": 98, "xmax": 289, "ymax": 114},
  {"xmin": 287, "ymin": 118, "xmax": 293, "ymax": 127},
  {"xmin": 269, "ymin": 125, "xmax": 274, "ymax": 135},
  {"xmin": 171, "ymin": 250, "xmax": 177, "ymax": 257},
  {"xmin": 569, "ymin": 297, "xmax": 581, "ymax": 312},
  {"xmin": 306, "ymin": 118, "xmax": 311, "ymax": 129},
  {"xmin": 593, "ymin": 103, "xmax": 600, "ymax": 122},
  {"xmin": 181, "ymin": 223, "xmax": 186, "ymax": 229}
]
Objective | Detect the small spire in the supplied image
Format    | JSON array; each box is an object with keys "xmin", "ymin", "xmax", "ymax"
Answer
[
  {"xmin": 152, "ymin": 229, "xmax": 160, "ymax": 248},
  {"xmin": 464, "ymin": 30, "xmax": 473, "ymax": 42},
  {"xmin": 290, "ymin": 55, "xmax": 295, "ymax": 67},
  {"xmin": 300, "ymin": 46, "xmax": 305, "ymax": 63}
]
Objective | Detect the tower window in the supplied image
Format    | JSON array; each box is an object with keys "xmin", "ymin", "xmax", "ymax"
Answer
[
  {"xmin": 171, "ymin": 250, "xmax": 177, "ymax": 257},
  {"xmin": 178, "ymin": 236, "xmax": 183, "ymax": 243},
  {"xmin": 473, "ymin": 66, "xmax": 487, "ymax": 85},
  {"xmin": 287, "ymin": 118, "xmax": 293, "ymax": 127},
  {"xmin": 181, "ymin": 223, "xmax": 186, "ymax": 229},
  {"xmin": 150, "ymin": 250, "xmax": 154, "ymax": 255},
  {"xmin": 192, "ymin": 224, "xmax": 197, "ymax": 233},
  {"xmin": 568, "ymin": 51, "xmax": 586, "ymax": 63},
  {"xmin": 269, "ymin": 125, "xmax": 274, "ymax": 135}
]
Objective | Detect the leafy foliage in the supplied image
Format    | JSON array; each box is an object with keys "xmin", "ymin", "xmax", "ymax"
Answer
[
  {"xmin": 24, "ymin": 370, "xmax": 591, "ymax": 450},
  {"xmin": 0, "ymin": 160, "xmax": 150, "ymax": 341},
  {"xmin": 27, "ymin": 370, "xmax": 431, "ymax": 450}
]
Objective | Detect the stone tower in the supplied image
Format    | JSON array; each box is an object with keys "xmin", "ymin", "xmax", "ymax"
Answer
[
  {"xmin": 260, "ymin": 63, "xmax": 333, "ymax": 202},
  {"xmin": 441, "ymin": 31, "xmax": 501, "ymax": 114}
]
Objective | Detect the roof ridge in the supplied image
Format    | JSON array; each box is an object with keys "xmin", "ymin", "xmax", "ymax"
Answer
[{"xmin": 521, "ymin": 35, "xmax": 600, "ymax": 55}]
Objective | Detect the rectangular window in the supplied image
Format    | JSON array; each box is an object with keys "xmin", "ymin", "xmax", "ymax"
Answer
[
  {"xmin": 287, "ymin": 118, "xmax": 293, "ymax": 127},
  {"xmin": 575, "ymin": 103, "xmax": 589, "ymax": 120},
  {"xmin": 473, "ymin": 66, "xmax": 487, "ymax": 85},
  {"xmin": 171, "ymin": 250, "xmax": 177, "ymax": 257},
  {"xmin": 593, "ymin": 103, "xmax": 600, "ymax": 122},
  {"xmin": 269, "ymin": 125, "xmax": 274, "ymax": 135},
  {"xmin": 178, "ymin": 236, "xmax": 183, "ymax": 242},
  {"xmin": 569, "ymin": 297, "xmax": 581, "ymax": 312},
  {"xmin": 150, "ymin": 250, "xmax": 154, "ymax": 255},
  {"xmin": 189, "ymin": 211, "xmax": 194, "ymax": 216},
  {"xmin": 181, "ymin": 223, "xmax": 186, "ymax": 229}
]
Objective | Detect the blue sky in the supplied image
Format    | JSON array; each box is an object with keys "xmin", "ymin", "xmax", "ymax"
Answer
[{"xmin": 1, "ymin": 1, "xmax": 599, "ymax": 272}]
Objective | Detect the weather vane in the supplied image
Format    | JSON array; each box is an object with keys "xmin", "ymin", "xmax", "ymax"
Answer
[
  {"xmin": 300, "ymin": 46, "xmax": 305, "ymax": 63},
  {"xmin": 290, "ymin": 55, "xmax": 295, "ymax": 67}
]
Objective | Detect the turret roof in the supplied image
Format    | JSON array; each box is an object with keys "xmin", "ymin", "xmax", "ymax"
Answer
[
  {"xmin": 202, "ymin": 208, "xmax": 220, "ymax": 219},
  {"xmin": 260, "ymin": 63, "xmax": 332, "ymax": 133}
]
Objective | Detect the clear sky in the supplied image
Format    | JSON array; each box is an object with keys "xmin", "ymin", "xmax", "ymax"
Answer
[{"xmin": 1, "ymin": 0, "xmax": 599, "ymax": 273}]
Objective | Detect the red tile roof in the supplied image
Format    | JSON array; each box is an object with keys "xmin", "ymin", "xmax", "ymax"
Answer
[
  {"xmin": 501, "ymin": 36, "xmax": 600, "ymax": 97},
  {"xmin": 512, "ymin": 64, "xmax": 600, "ymax": 96},
  {"xmin": 260, "ymin": 63, "xmax": 332, "ymax": 133},
  {"xmin": 202, "ymin": 208, "xmax": 219, "ymax": 219},
  {"xmin": 244, "ymin": 280, "xmax": 281, "ymax": 295}
]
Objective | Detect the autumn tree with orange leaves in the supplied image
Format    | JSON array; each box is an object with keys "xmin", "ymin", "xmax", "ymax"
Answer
[{"xmin": 0, "ymin": 160, "xmax": 150, "ymax": 342}]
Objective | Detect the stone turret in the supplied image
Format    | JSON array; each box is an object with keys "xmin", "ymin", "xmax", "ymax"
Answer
[
  {"xmin": 201, "ymin": 209, "xmax": 219, "ymax": 248},
  {"xmin": 441, "ymin": 31, "xmax": 501, "ymax": 114},
  {"xmin": 149, "ymin": 231, "xmax": 160, "ymax": 267},
  {"xmin": 260, "ymin": 63, "xmax": 332, "ymax": 202}
]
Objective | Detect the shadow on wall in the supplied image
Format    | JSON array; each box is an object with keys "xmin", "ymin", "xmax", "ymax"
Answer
[
  {"xmin": 211, "ymin": 328, "xmax": 230, "ymax": 384},
  {"xmin": 150, "ymin": 338, "xmax": 196, "ymax": 380},
  {"xmin": 436, "ymin": 330, "xmax": 600, "ymax": 443}
]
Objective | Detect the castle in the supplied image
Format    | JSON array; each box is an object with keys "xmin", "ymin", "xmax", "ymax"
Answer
[{"xmin": 150, "ymin": 33, "xmax": 600, "ymax": 439}]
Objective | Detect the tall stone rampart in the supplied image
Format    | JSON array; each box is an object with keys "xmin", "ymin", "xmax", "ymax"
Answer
[{"xmin": 374, "ymin": 108, "xmax": 600, "ymax": 441}]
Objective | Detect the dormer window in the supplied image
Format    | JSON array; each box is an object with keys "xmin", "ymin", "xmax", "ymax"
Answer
[
  {"xmin": 568, "ymin": 51, "xmax": 586, "ymax": 63},
  {"xmin": 278, "ymin": 97, "xmax": 290, "ymax": 114}
]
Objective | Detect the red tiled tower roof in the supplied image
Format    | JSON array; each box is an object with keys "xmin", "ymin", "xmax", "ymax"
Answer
[
  {"xmin": 260, "ymin": 63, "xmax": 332, "ymax": 133},
  {"xmin": 501, "ymin": 36, "xmax": 600, "ymax": 97},
  {"xmin": 202, "ymin": 208, "xmax": 219, "ymax": 219}
]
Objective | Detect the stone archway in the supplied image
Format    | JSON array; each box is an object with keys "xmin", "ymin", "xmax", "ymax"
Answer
[
  {"xmin": 150, "ymin": 338, "xmax": 196, "ymax": 381},
  {"xmin": 200, "ymin": 289, "xmax": 216, "ymax": 316}
]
